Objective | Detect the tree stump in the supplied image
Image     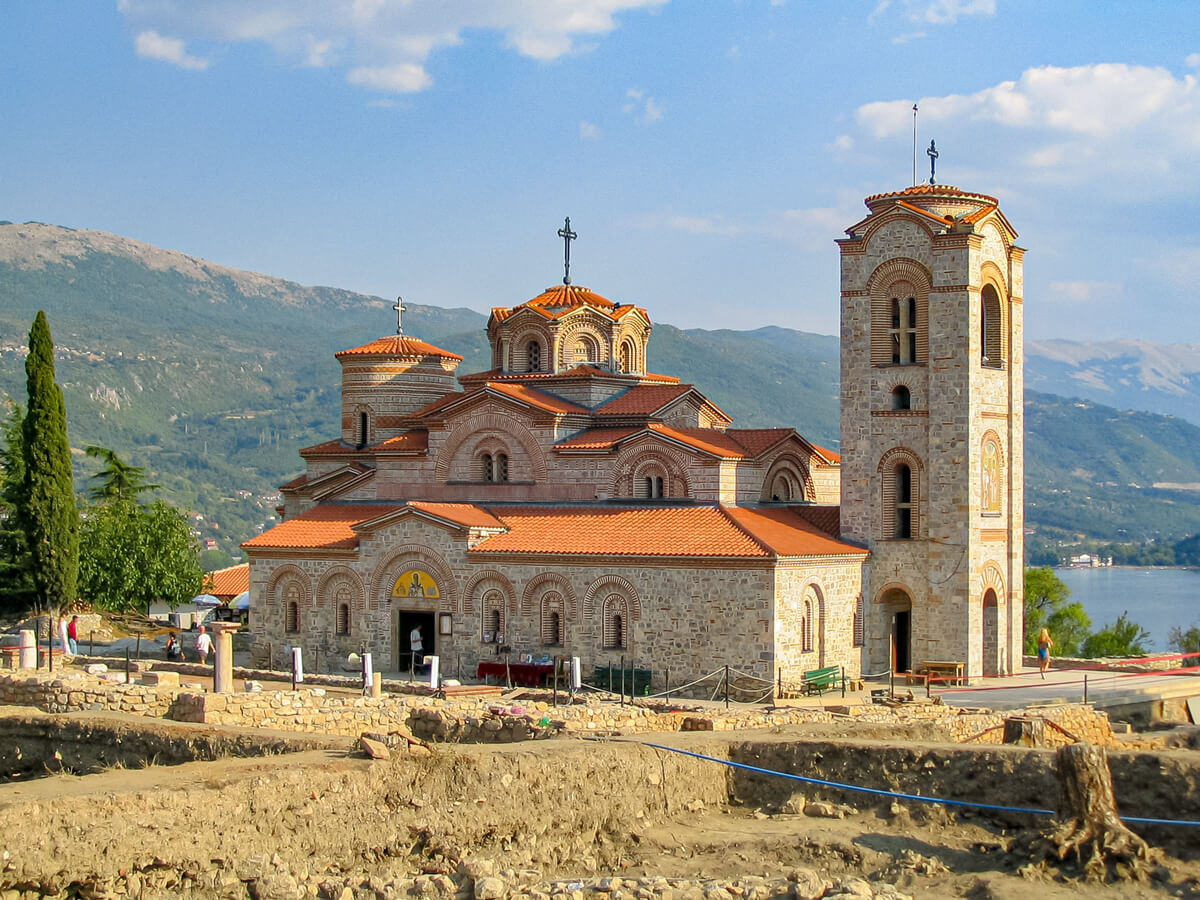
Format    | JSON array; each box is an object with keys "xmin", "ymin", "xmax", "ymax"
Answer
[
  {"xmin": 1048, "ymin": 742, "xmax": 1159, "ymax": 881},
  {"xmin": 1003, "ymin": 716, "xmax": 1046, "ymax": 747}
]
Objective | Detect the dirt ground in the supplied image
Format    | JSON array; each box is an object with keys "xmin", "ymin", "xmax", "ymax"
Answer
[{"xmin": 2, "ymin": 712, "xmax": 1199, "ymax": 899}]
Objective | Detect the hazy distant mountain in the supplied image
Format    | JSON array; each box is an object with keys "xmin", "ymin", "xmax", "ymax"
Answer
[
  {"xmin": 1027, "ymin": 339, "xmax": 1200, "ymax": 426},
  {"xmin": 1, "ymin": 221, "xmax": 1196, "ymax": 551}
]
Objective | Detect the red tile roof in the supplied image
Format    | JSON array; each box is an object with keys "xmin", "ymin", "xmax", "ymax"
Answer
[
  {"xmin": 596, "ymin": 384, "xmax": 694, "ymax": 416},
  {"xmin": 492, "ymin": 285, "xmax": 651, "ymax": 324},
  {"xmin": 243, "ymin": 505, "xmax": 399, "ymax": 551},
  {"xmin": 554, "ymin": 427, "xmax": 643, "ymax": 450},
  {"xmin": 279, "ymin": 473, "xmax": 308, "ymax": 490},
  {"xmin": 458, "ymin": 366, "xmax": 680, "ymax": 385},
  {"xmin": 896, "ymin": 200, "xmax": 954, "ymax": 225},
  {"xmin": 409, "ymin": 382, "xmax": 589, "ymax": 419},
  {"xmin": 204, "ymin": 563, "xmax": 249, "ymax": 598},
  {"xmin": 809, "ymin": 443, "xmax": 841, "ymax": 464},
  {"xmin": 791, "ymin": 505, "xmax": 842, "ymax": 538},
  {"xmin": 724, "ymin": 428, "xmax": 795, "ymax": 457},
  {"xmin": 299, "ymin": 439, "xmax": 361, "ymax": 457},
  {"xmin": 335, "ymin": 335, "xmax": 463, "ymax": 361},
  {"xmin": 406, "ymin": 501, "xmax": 505, "ymax": 529},
  {"xmin": 375, "ymin": 431, "xmax": 429, "ymax": 452},
  {"xmin": 475, "ymin": 506, "xmax": 768, "ymax": 557},
  {"xmin": 864, "ymin": 184, "xmax": 998, "ymax": 205},
  {"xmin": 650, "ymin": 424, "xmax": 749, "ymax": 458},
  {"xmin": 724, "ymin": 507, "xmax": 864, "ymax": 557}
]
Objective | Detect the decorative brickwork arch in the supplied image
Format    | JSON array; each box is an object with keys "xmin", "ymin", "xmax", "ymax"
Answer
[
  {"xmin": 802, "ymin": 582, "xmax": 827, "ymax": 665},
  {"xmin": 464, "ymin": 569, "xmax": 518, "ymax": 617},
  {"xmin": 510, "ymin": 327, "xmax": 549, "ymax": 373},
  {"xmin": 267, "ymin": 565, "xmax": 312, "ymax": 608},
  {"xmin": 350, "ymin": 403, "xmax": 373, "ymax": 447},
  {"xmin": 867, "ymin": 257, "xmax": 931, "ymax": 367},
  {"xmin": 761, "ymin": 453, "xmax": 815, "ymax": 502},
  {"xmin": 435, "ymin": 413, "xmax": 547, "ymax": 483},
  {"xmin": 369, "ymin": 544, "xmax": 457, "ymax": 612},
  {"xmin": 520, "ymin": 572, "xmax": 578, "ymax": 620},
  {"xmin": 877, "ymin": 368, "xmax": 923, "ymax": 411},
  {"xmin": 979, "ymin": 263, "xmax": 1009, "ymax": 367},
  {"xmin": 316, "ymin": 566, "xmax": 365, "ymax": 613},
  {"xmin": 980, "ymin": 562, "xmax": 1006, "ymax": 598},
  {"xmin": 583, "ymin": 574, "xmax": 642, "ymax": 621},
  {"xmin": 617, "ymin": 335, "xmax": 641, "ymax": 374},
  {"xmin": 612, "ymin": 445, "xmax": 691, "ymax": 499},
  {"xmin": 877, "ymin": 446, "xmax": 924, "ymax": 540}
]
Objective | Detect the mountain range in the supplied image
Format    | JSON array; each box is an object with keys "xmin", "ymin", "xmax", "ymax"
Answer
[{"xmin": 1, "ymin": 220, "xmax": 1198, "ymax": 553}]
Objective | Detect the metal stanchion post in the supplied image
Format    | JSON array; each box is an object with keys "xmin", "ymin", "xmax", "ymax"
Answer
[
  {"xmin": 620, "ymin": 655, "xmax": 626, "ymax": 707},
  {"xmin": 1084, "ymin": 673, "xmax": 1088, "ymax": 704},
  {"xmin": 724, "ymin": 665, "xmax": 730, "ymax": 708},
  {"xmin": 125, "ymin": 649, "xmax": 131, "ymax": 684}
]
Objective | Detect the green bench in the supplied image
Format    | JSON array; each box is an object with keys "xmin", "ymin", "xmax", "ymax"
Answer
[{"xmin": 801, "ymin": 665, "xmax": 845, "ymax": 697}]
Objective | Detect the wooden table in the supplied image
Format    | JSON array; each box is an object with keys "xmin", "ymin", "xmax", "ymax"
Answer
[
  {"xmin": 922, "ymin": 660, "xmax": 966, "ymax": 686},
  {"xmin": 476, "ymin": 661, "xmax": 555, "ymax": 687}
]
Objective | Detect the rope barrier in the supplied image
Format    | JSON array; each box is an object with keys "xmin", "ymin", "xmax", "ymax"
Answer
[{"xmin": 635, "ymin": 742, "xmax": 1200, "ymax": 828}]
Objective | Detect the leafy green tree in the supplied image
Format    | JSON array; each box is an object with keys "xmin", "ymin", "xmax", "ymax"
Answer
[
  {"xmin": 0, "ymin": 402, "xmax": 37, "ymax": 613},
  {"xmin": 1081, "ymin": 612, "xmax": 1151, "ymax": 658},
  {"xmin": 1167, "ymin": 624, "xmax": 1200, "ymax": 656},
  {"xmin": 84, "ymin": 445, "xmax": 159, "ymax": 502},
  {"xmin": 78, "ymin": 499, "xmax": 203, "ymax": 612},
  {"xmin": 1024, "ymin": 567, "xmax": 1091, "ymax": 657},
  {"xmin": 21, "ymin": 311, "xmax": 79, "ymax": 614}
]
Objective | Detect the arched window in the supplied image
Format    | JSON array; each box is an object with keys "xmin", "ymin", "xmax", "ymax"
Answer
[
  {"xmin": 335, "ymin": 586, "xmax": 351, "ymax": 635},
  {"xmin": 495, "ymin": 453, "xmax": 509, "ymax": 483},
  {"xmin": 891, "ymin": 385, "xmax": 911, "ymax": 410},
  {"xmin": 880, "ymin": 451, "xmax": 921, "ymax": 541},
  {"xmin": 527, "ymin": 340, "xmax": 541, "ymax": 372},
  {"xmin": 634, "ymin": 464, "xmax": 666, "ymax": 498},
  {"xmin": 619, "ymin": 340, "xmax": 636, "ymax": 373},
  {"xmin": 853, "ymin": 595, "xmax": 865, "ymax": 647},
  {"xmin": 480, "ymin": 453, "xmax": 494, "ymax": 482},
  {"xmin": 482, "ymin": 591, "xmax": 504, "ymax": 643},
  {"xmin": 981, "ymin": 284, "xmax": 1003, "ymax": 368},
  {"xmin": 802, "ymin": 598, "xmax": 814, "ymax": 652},
  {"xmin": 894, "ymin": 463, "xmax": 913, "ymax": 539},
  {"xmin": 541, "ymin": 592, "xmax": 564, "ymax": 646},
  {"xmin": 358, "ymin": 411, "xmax": 369, "ymax": 448},
  {"xmin": 770, "ymin": 474, "xmax": 792, "ymax": 502},
  {"xmin": 602, "ymin": 594, "xmax": 627, "ymax": 649},
  {"xmin": 569, "ymin": 333, "xmax": 600, "ymax": 365},
  {"xmin": 889, "ymin": 297, "xmax": 918, "ymax": 365}
]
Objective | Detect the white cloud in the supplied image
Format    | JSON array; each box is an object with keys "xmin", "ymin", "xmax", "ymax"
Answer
[
  {"xmin": 867, "ymin": 0, "xmax": 892, "ymax": 26},
  {"xmin": 118, "ymin": 0, "xmax": 665, "ymax": 93},
  {"xmin": 579, "ymin": 120, "xmax": 600, "ymax": 140},
  {"xmin": 891, "ymin": 31, "xmax": 926, "ymax": 44},
  {"xmin": 860, "ymin": 63, "xmax": 1192, "ymax": 139},
  {"xmin": 1187, "ymin": 52, "xmax": 1200, "ymax": 69},
  {"xmin": 347, "ymin": 63, "xmax": 431, "ymax": 93},
  {"xmin": 911, "ymin": 0, "xmax": 995, "ymax": 25},
  {"xmin": 827, "ymin": 134, "xmax": 854, "ymax": 153},
  {"xmin": 134, "ymin": 30, "xmax": 210, "ymax": 70},
  {"xmin": 1048, "ymin": 280, "xmax": 1122, "ymax": 303},
  {"xmin": 624, "ymin": 88, "xmax": 664, "ymax": 124}
]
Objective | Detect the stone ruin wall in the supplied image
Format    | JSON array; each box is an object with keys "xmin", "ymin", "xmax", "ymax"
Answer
[{"xmin": 0, "ymin": 671, "xmax": 1115, "ymax": 748}]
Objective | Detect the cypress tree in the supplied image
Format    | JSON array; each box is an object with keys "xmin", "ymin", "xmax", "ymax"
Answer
[{"xmin": 21, "ymin": 311, "xmax": 78, "ymax": 614}]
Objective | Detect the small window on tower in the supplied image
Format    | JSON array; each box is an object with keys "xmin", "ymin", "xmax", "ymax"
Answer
[
  {"xmin": 527, "ymin": 341, "xmax": 541, "ymax": 372},
  {"xmin": 358, "ymin": 412, "xmax": 369, "ymax": 447},
  {"xmin": 895, "ymin": 463, "xmax": 913, "ymax": 539},
  {"xmin": 891, "ymin": 385, "xmax": 911, "ymax": 410}
]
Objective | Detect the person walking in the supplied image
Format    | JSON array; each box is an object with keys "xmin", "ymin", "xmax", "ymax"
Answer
[
  {"xmin": 409, "ymin": 623, "xmax": 424, "ymax": 672},
  {"xmin": 57, "ymin": 615, "xmax": 71, "ymax": 658},
  {"xmin": 195, "ymin": 626, "xmax": 213, "ymax": 665},
  {"xmin": 1037, "ymin": 628, "xmax": 1054, "ymax": 680},
  {"xmin": 66, "ymin": 615, "xmax": 79, "ymax": 655}
]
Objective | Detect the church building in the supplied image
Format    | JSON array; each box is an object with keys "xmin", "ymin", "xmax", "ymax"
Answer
[{"xmin": 244, "ymin": 184, "xmax": 1025, "ymax": 686}]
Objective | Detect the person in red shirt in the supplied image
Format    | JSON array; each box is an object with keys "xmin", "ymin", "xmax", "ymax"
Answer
[{"xmin": 66, "ymin": 615, "xmax": 79, "ymax": 655}]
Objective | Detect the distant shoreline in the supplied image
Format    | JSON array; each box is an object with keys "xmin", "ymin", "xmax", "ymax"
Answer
[{"xmin": 1052, "ymin": 564, "xmax": 1199, "ymax": 572}]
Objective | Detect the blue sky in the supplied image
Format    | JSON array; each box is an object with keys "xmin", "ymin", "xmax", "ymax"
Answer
[{"xmin": 3, "ymin": 1, "xmax": 1199, "ymax": 342}]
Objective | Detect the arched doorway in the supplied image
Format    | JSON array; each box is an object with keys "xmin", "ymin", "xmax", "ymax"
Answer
[
  {"xmin": 390, "ymin": 568, "xmax": 440, "ymax": 672},
  {"xmin": 876, "ymin": 586, "xmax": 913, "ymax": 673},
  {"xmin": 982, "ymin": 589, "xmax": 1000, "ymax": 676}
]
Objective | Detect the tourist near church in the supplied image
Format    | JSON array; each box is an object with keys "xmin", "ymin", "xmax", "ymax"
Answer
[{"xmin": 244, "ymin": 178, "xmax": 1025, "ymax": 690}]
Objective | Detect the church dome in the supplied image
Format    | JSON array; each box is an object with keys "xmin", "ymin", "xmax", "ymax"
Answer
[
  {"xmin": 863, "ymin": 184, "xmax": 999, "ymax": 221},
  {"xmin": 335, "ymin": 335, "xmax": 463, "ymax": 361}
]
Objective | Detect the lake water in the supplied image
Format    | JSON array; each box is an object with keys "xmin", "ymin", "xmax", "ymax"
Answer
[{"xmin": 1055, "ymin": 567, "xmax": 1200, "ymax": 651}]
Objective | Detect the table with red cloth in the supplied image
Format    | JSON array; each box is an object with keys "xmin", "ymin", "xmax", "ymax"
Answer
[{"xmin": 476, "ymin": 661, "xmax": 555, "ymax": 687}]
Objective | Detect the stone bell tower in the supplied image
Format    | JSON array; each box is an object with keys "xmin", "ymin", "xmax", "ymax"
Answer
[{"xmin": 837, "ymin": 184, "xmax": 1024, "ymax": 679}]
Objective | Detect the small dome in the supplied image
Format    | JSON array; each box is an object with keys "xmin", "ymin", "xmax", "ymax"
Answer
[
  {"xmin": 517, "ymin": 284, "xmax": 616, "ymax": 313},
  {"xmin": 335, "ymin": 335, "xmax": 463, "ymax": 361}
]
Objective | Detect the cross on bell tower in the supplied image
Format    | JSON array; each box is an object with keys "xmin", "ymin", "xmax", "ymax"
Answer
[
  {"xmin": 557, "ymin": 217, "xmax": 577, "ymax": 285},
  {"xmin": 927, "ymin": 139, "xmax": 939, "ymax": 185}
]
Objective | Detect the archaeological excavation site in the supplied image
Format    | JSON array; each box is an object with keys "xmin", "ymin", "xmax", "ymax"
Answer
[{"xmin": 3, "ymin": 643, "xmax": 1200, "ymax": 900}]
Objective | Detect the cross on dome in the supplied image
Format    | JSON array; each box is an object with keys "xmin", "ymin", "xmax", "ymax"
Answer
[
  {"xmin": 557, "ymin": 217, "xmax": 577, "ymax": 285},
  {"xmin": 393, "ymin": 296, "xmax": 407, "ymax": 335}
]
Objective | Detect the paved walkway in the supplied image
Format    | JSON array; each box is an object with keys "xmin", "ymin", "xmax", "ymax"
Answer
[{"xmin": 928, "ymin": 665, "xmax": 1200, "ymax": 711}]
